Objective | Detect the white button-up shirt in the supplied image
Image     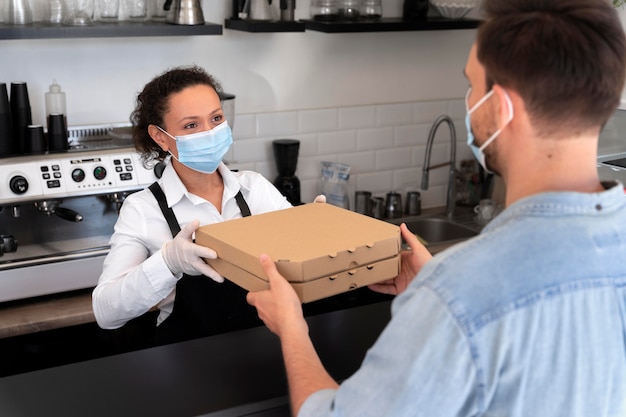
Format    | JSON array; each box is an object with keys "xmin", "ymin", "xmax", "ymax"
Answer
[{"xmin": 92, "ymin": 161, "xmax": 292, "ymax": 329}]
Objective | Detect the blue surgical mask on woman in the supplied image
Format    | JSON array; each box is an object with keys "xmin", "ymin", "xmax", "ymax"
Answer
[
  {"xmin": 465, "ymin": 88, "xmax": 513, "ymax": 173},
  {"xmin": 156, "ymin": 121, "xmax": 233, "ymax": 174}
]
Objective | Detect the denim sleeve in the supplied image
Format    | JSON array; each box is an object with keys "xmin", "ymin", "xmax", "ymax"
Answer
[{"xmin": 299, "ymin": 285, "xmax": 480, "ymax": 417}]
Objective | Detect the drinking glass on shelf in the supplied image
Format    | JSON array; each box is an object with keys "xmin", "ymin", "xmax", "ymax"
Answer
[
  {"xmin": 64, "ymin": 0, "xmax": 95, "ymax": 25},
  {"xmin": 98, "ymin": 0, "xmax": 120, "ymax": 21},
  {"xmin": 149, "ymin": 0, "xmax": 166, "ymax": 21},
  {"xmin": 47, "ymin": 0, "xmax": 67, "ymax": 24},
  {"xmin": 124, "ymin": 0, "xmax": 147, "ymax": 21}
]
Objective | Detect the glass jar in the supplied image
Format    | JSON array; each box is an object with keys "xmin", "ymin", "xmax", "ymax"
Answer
[
  {"xmin": 339, "ymin": 0, "xmax": 359, "ymax": 20},
  {"xmin": 359, "ymin": 0, "xmax": 381, "ymax": 20},
  {"xmin": 310, "ymin": 0, "xmax": 339, "ymax": 21}
]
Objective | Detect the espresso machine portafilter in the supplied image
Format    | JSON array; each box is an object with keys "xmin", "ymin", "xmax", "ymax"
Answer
[{"xmin": 34, "ymin": 199, "xmax": 83, "ymax": 222}]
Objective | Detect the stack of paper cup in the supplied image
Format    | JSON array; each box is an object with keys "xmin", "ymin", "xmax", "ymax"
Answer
[{"xmin": 0, "ymin": 84, "xmax": 13, "ymax": 157}]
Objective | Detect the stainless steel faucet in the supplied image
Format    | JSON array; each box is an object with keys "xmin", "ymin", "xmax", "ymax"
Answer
[{"xmin": 421, "ymin": 115, "xmax": 457, "ymax": 220}]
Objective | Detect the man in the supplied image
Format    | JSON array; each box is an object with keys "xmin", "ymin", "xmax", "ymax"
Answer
[{"xmin": 247, "ymin": 0, "xmax": 626, "ymax": 415}]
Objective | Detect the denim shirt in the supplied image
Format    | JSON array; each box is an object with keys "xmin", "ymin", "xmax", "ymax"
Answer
[{"xmin": 300, "ymin": 182, "xmax": 626, "ymax": 417}]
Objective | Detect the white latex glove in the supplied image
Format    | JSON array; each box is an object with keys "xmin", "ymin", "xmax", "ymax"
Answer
[
  {"xmin": 162, "ymin": 219, "xmax": 224, "ymax": 283},
  {"xmin": 313, "ymin": 194, "xmax": 326, "ymax": 203}
]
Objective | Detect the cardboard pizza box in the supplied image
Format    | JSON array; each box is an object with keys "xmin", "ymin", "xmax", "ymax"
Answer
[{"xmin": 195, "ymin": 203, "xmax": 401, "ymax": 303}]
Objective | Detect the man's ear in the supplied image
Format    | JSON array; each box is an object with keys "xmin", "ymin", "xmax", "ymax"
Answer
[
  {"xmin": 492, "ymin": 84, "xmax": 514, "ymax": 128},
  {"xmin": 148, "ymin": 124, "xmax": 169, "ymax": 152}
]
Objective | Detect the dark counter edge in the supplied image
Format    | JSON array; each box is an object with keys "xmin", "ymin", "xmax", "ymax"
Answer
[
  {"xmin": 0, "ymin": 300, "xmax": 393, "ymax": 417},
  {"xmin": 0, "ymin": 21, "xmax": 223, "ymax": 40}
]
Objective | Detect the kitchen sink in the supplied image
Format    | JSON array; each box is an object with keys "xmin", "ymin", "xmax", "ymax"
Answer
[{"xmin": 389, "ymin": 216, "xmax": 479, "ymax": 249}]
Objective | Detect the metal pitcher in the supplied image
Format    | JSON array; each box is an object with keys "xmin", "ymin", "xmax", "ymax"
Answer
[
  {"xmin": 7, "ymin": 0, "xmax": 33, "ymax": 24},
  {"xmin": 163, "ymin": 0, "xmax": 204, "ymax": 25}
]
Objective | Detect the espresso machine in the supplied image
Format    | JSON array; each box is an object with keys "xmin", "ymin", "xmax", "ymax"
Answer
[
  {"xmin": 0, "ymin": 123, "xmax": 158, "ymax": 303},
  {"xmin": 0, "ymin": 87, "xmax": 239, "ymax": 303}
]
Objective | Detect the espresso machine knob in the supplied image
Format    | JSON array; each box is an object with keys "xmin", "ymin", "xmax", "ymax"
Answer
[
  {"xmin": 93, "ymin": 166, "xmax": 107, "ymax": 180},
  {"xmin": 9, "ymin": 175, "xmax": 29, "ymax": 194},
  {"xmin": 0, "ymin": 234, "xmax": 18, "ymax": 253}
]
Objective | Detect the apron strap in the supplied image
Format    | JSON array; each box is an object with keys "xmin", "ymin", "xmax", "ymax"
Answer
[
  {"xmin": 235, "ymin": 190, "xmax": 251, "ymax": 217},
  {"xmin": 148, "ymin": 181, "xmax": 252, "ymax": 239},
  {"xmin": 147, "ymin": 181, "xmax": 256, "ymax": 345},
  {"xmin": 148, "ymin": 182, "xmax": 181, "ymax": 236}
]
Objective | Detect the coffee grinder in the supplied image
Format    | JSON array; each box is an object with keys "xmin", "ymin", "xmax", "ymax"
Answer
[{"xmin": 273, "ymin": 139, "xmax": 301, "ymax": 205}]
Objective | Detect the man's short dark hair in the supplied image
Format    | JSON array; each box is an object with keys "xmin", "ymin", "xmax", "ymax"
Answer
[{"xmin": 477, "ymin": 0, "xmax": 626, "ymax": 137}]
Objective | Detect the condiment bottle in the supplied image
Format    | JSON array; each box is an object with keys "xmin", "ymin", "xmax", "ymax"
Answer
[{"xmin": 45, "ymin": 79, "xmax": 67, "ymax": 129}]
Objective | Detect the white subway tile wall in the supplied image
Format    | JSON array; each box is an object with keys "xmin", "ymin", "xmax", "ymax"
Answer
[{"xmin": 229, "ymin": 99, "xmax": 473, "ymax": 210}]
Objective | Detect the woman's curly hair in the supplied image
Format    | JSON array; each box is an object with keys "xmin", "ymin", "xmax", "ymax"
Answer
[{"xmin": 130, "ymin": 65, "xmax": 223, "ymax": 166}]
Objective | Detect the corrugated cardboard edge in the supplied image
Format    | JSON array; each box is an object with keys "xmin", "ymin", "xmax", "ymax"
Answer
[{"xmin": 208, "ymin": 255, "xmax": 401, "ymax": 303}]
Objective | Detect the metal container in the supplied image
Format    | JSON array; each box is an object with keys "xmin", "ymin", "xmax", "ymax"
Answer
[
  {"xmin": 7, "ymin": 0, "xmax": 33, "ymax": 24},
  {"xmin": 384, "ymin": 191, "xmax": 403, "ymax": 219},
  {"xmin": 371, "ymin": 197, "xmax": 384, "ymax": 219},
  {"xmin": 354, "ymin": 190, "xmax": 372, "ymax": 215},
  {"xmin": 164, "ymin": 0, "xmax": 204, "ymax": 25},
  {"xmin": 405, "ymin": 191, "xmax": 421, "ymax": 216}
]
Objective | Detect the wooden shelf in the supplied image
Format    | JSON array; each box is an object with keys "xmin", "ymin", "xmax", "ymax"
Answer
[
  {"xmin": 301, "ymin": 16, "xmax": 480, "ymax": 33},
  {"xmin": 0, "ymin": 21, "xmax": 223, "ymax": 40},
  {"xmin": 224, "ymin": 19, "xmax": 306, "ymax": 32}
]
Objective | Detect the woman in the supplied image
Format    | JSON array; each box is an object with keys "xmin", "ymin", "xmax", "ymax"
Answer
[{"xmin": 92, "ymin": 66, "xmax": 293, "ymax": 345}]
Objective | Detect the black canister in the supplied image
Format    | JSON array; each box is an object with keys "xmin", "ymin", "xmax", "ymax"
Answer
[
  {"xmin": 0, "ymin": 83, "xmax": 13, "ymax": 157},
  {"xmin": 10, "ymin": 82, "xmax": 32, "ymax": 155},
  {"xmin": 402, "ymin": 0, "xmax": 428, "ymax": 20},
  {"xmin": 273, "ymin": 139, "xmax": 301, "ymax": 205}
]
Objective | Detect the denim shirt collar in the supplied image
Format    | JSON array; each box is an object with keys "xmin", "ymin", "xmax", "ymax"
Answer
[{"xmin": 483, "ymin": 180, "xmax": 625, "ymax": 233}]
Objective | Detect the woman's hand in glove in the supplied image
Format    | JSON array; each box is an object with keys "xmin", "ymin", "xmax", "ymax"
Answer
[{"xmin": 162, "ymin": 219, "xmax": 224, "ymax": 283}]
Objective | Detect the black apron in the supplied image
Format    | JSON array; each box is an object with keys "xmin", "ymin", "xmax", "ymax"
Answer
[{"xmin": 148, "ymin": 182, "xmax": 262, "ymax": 345}]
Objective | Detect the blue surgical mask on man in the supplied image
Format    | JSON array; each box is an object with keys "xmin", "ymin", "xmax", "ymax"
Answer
[
  {"xmin": 156, "ymin": 121, "xmax": 233, "ymax": 174},
  {"xmin": 465, "ymin": 87, "xmax": 513, "ymax": 173}
]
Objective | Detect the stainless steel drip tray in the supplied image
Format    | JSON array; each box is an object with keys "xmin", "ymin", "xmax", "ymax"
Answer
[
  {"xmin": 0, "ymin": 236, "xmax": 111, "ymax": 270},
  {"xmin": 0, "ymin": 235, "xmax": 110, "ymax": 302}
]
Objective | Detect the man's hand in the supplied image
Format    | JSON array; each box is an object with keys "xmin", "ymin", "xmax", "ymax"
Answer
[
  {"xmin": 313, "ymin": 194, "xmax": 326, "ymax": 203},
  {"xmin": 247, "ymin": 254, "xmax": 307, "ymax": 337},
  {"xmin": 368, "ymin": 223, "xmax": 432, "ymax": 295},
  {"xmin": 248, "ymin": 254, "xmax": 338, "ymax": 416}
]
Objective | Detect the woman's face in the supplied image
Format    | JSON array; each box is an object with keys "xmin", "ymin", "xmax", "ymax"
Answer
[{"xmin": 151, "ymin": 84, "xmax": 225, "ymax": 157}]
